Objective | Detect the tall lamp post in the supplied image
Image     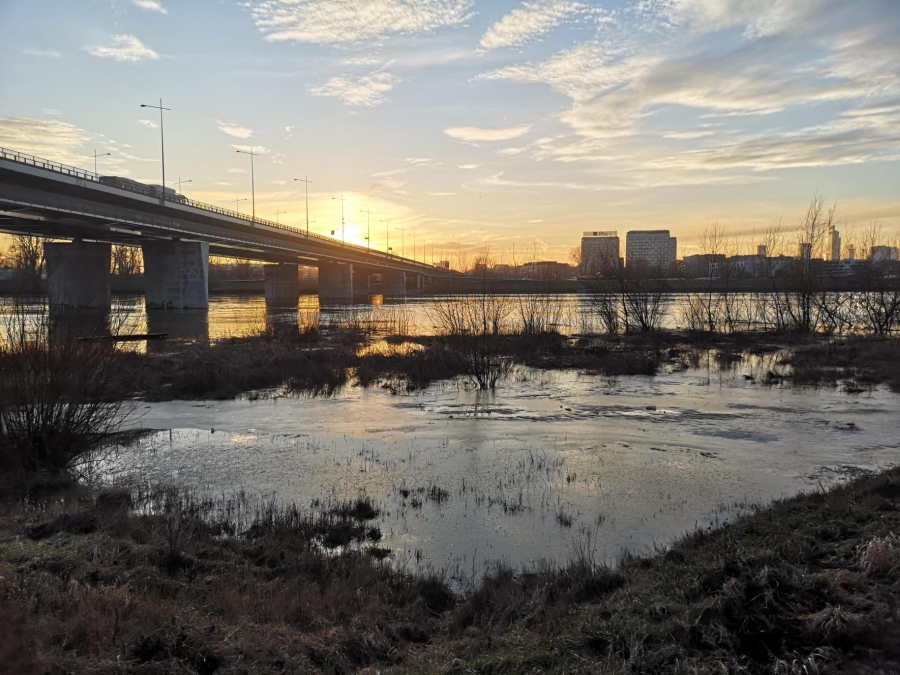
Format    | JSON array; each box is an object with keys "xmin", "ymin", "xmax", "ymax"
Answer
[
  {"xmin": 234, "ymin": 196, "xmax": 248, "ymax": 212},
  {"xmin": 236, "ymin": 148, "xmax": 258, "ymax": 221},
  {"xmin": 93, "ymin": 150, "xmax": 110, "ymax": 175},
  {"xmin": 176, "ymin": 177, "xmax": 191, "ymax": 194},
  {"xmin": 294, "ymin": 176, "xmax": 312, "ymax": 235},
  {"xmin": 139, "ymin": 98, "xmax": 170, "ymax": 204},
  {"xmin": 380, "ymin": 219, "xmax": 391, "ymax": 254},
  {"xmin": 332, "ymin": 195, "xmax": 346, "ymax": 243},
  {"xmin": 275, "ymin": 210, "xmax": 288, "ymax": 224},
  {"xmin": 359, "ymin": 208, "xmax": 373, "ymax": 249}
]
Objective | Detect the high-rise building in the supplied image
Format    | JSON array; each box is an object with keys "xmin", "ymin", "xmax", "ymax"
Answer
[
  {"xmin": 798, "ymin": 242, "xmax": 813, "ymax": 260},
  {"xmin": 847, "ymin": 245, "xmax": 857, "ymax": 261},
  {"xmin": 625, "ymin": 230, "xmax": 677, "ymax": 272},
  {"xmin": 871, "ymin": 245, "xmax": 900, "ymax": 262},
  {"xmin": 580, "ymin": 231, "xmax": 620, "ymax": 276},
  {"xmin": 829, "ymin": 227, "xmax": 841, "ymax": 261},
  {"xmin": 757, "ymin": 245, "xmax": 768, "ymax": 257}
]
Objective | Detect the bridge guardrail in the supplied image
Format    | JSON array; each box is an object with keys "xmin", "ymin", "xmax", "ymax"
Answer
[{"xmin": 0, "ymin": 145, "xmax": 443, "ymax": 272}]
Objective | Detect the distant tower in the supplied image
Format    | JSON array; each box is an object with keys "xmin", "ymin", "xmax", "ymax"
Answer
[
  {"xmin": 798, "ymin": 242, "xmax": 812, "ymax": 260},
  {"xmin": 829, "ymin": 226, "xmax": 841, "ymax": 261},
  {"xmin": 580, "ymin": 231, "xmax": 620, "ymax": 276},
  {"xmin": 757, "ymin": 245, "xmax": 768, "ymax": 257},
  {"xmin": 847, "ymin": 244, "xmax": 856, "ymax": 261}
]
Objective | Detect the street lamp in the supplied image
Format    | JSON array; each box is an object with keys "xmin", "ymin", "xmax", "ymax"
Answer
[
  {"xmin": 92, "ymin": 150, "xmax": 111, "ymax": 175},
  {"xmin": 360, "ymin": 208, "xmax": 373, "ymax": 250},
  {"xmin": 234, "ymin": 196, "xmax": 248, "ymax": 212},
  {"xmin": 294, "ymin": 176, "xmax": 312, "ymax": 235},
  {"xmin": 275, "ymin": 210, "xmax": 288, "ymax": 224},
  {"xmin": 380, "ymin": 218, "xmax": 391, "ymax": 253},
  {"xmin": 176, "ymin": 177, "xmax": 192, "ymax": 194},
  {"xmin": 235, "ymin": 147, "xmax": 258, "ymax": 221},
  {"xmin": 139, "ymin": 98, "xmax": 170, "ymax": 204},
  {"xmin": 332, "ymin": 195, "xmax": 346, "ymax": 243},
  {"xmin": 397, "ymin": 225, "xmax": 405, "ymax": 258}
]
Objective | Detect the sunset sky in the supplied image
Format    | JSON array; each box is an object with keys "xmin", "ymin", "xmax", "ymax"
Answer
[{"xmin": 2, "ymin": 0, "xmax": 899, "ymax": 262}]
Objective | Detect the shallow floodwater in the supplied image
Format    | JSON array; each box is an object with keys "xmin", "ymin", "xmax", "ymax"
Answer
[{"xmin": 107, "ymin": 358, "xmax": 900, "ymax": 576}]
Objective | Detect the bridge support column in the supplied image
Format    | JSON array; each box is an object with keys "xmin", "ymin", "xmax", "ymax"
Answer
[
  {"xmin": 264, "ymin": 263, "xmax": 299, "ymax": 307},
  {"xmin": 318, "ymin": 262, "xmax": 354, "ymax": 303},
  {"xmin": 142, "ymin": 241, "xmax": 209, "ymax": 309},
  {"xmin": 45, "ymin": 241, "xmax": 111, "ymax": 311},
  {"xmin": 416, "ymin": 273, "xmax": 424, "ymax": 292},
  {"xmin": 382, "ymin": 270, "xmax": 406, "ymax": 298}
]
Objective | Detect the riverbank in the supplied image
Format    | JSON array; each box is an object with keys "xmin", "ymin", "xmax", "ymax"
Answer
[
  {"xmin": 132, "ymin": 330, "xmax": 900, "ymax": 400},
  {"xmin": 2, "ymin": 465, "xmax": 898, "ymax": 673}
]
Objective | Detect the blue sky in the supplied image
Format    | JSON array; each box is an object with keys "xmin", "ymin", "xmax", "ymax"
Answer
[{"xmin": 2, "ymin": 0, "xmax": 899, "ymax": 262}]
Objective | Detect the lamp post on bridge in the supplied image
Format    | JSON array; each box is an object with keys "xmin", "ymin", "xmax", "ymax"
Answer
[
  {"xmin": 236, "ymin": 147, "xmax": 258, "ymax": 221},
  {"xmin": 294, "ymin": 176, "xmax": 312, "ymax": 236},
  {"xmin": 380, "ymin": 219, "xmax": 391, "ymax": 254},
  {"xmin": 275, "ymin": 210, "xmax": 288, "ymax": 224},
  {"xmin": 360, "ymin": 208, "xmax": 373, "ymax": 250},
  {"xmin": 92, "ymin": 150, "xmax": 110, "ymax": 175},
  {"xmin": 176, "ymin": 177, "xmax": 191, "ymax": 194},
  {"xmin": 234, "ymin": 197, "xmax": 248, "ymax": 212},
  {"xmin": 139, "ymin": 98, "xmax": 170, "ymax": 205},
  {"xmin": 332, "ymin": 195, "xmax": 346, "ymax": 243}
]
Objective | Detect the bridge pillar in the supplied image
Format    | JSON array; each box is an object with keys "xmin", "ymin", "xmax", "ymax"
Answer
[
  {"xmin": 416, "ymin": 273, "xmax": 424, "ymax": 292},
  {"xmin": 382, "ymin": 270, "xmax": 406, "ymax": 298},
  {"xmin": 142, "ymin": 241, "xmax": 209, "ymax": 309},
  {"xmin": 264, "ymin": 263, "xmax": 299, "ymax": 307},
  {"xmin": 318, "ymin": 262, "xmax": 354, "ymax": 303},
  {"xmin": 45, "ymin": 241, "xmax": 111, "ymax": 311}
]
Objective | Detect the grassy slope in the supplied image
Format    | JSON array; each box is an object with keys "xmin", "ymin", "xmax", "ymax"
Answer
[{"xmin": 1, "ymin": 468, "xmax": 899, "ymax": 674}]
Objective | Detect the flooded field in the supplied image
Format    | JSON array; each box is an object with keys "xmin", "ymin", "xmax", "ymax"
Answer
[{"xmin": 105, "ymin": 356, "xmax": 900, "ymax": 577}]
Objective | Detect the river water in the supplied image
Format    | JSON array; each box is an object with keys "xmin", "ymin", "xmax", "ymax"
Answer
[
  {"xmin": 106, "ymin": 353, "xmax": 899, "ymax": 577},
  {"xmin": 4, "ymin": 294, "xmax": 898, "ymax": 575}
]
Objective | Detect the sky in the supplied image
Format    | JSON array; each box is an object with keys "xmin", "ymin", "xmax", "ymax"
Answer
[{"xmin": 1, "ymin": 0, "xmax": 899, "ymax": 263}]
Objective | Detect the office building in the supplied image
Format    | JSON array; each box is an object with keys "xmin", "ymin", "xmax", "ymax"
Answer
[
  {"xmin": 581, "ymin": 231, "xmax": 620, "ymax": 276},
  {"xmin": 871, "ymin": 245, "xmax": 900, "ymax": 262},
  {"xmin": 625, "ymin": 230, "xmax": 677, "ymax": 272},
  {"xmin": 829, "ymin": 227, "xmax": 841, "ymax": 261}
]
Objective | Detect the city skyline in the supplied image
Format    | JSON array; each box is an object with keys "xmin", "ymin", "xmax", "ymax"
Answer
[{"xmin": 2, "ymin": 0, "xmax": 900, "ymax": 263}]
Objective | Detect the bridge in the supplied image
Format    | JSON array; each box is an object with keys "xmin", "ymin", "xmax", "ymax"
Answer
[{"xmin": 0, "ymin": 146, "xmax": 455, "ymax": 310}]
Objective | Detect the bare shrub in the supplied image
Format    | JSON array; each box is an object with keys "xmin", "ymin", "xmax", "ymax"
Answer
[
  {"xmin": 858, "ymin": 533, "xmax": 900, "ymax": 577},
  {"xmin": 0, "ymin": 302, "xmax": 137, "ymax": 475}
]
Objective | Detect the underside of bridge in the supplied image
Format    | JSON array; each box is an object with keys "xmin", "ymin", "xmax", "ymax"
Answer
[{"xmin": 0, "ymin": 148, "xmax": 452, "ymax": 310}]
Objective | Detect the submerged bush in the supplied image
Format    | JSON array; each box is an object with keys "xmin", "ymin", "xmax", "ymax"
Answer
[{"xmin": 0, "ymin": 305, "xmax": 136, "ymax": 475}]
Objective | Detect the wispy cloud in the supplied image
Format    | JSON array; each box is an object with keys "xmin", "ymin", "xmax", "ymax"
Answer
[
  {"xmin": 231, "ymin": 145, "xmax": 271, "ymax": 154},
  {"xmin": 445, "ymin": 125, "xmax": 532, "ymax": 143},
  {"xmin": 132, "ymin": 0, "xmax": 168, "ymax": 14},
  {"xmin": 0, "ymin": 117, "xmax": 94, "ymax": 165},
  {"xmin": 23, "ymin": 48, "xmax": 61, "ymax": 58},
  {"xmin": 250, "ymin": 0, "xmax": 473, "ymax": 45},
  {"xmin": 216, "ymin": 120, "xmax": 253, "ymax": 139},
  {"xmin": 84, "ymin": 35, "xmax": 159, "ymax": 62},
  {"xmin": 137, "ymin": 119, "xmax": 158, "ymax": 129},
  {"xmin": 458, "ymin": 163, "xmax": 482, "ymax": 169},
  {"xmin": 311, "ymin": 70, "xmax": 396, "ymax": 107},
  {"xmin": 480, "ymin": 0, "xmax": 583, "ymax": 50}
]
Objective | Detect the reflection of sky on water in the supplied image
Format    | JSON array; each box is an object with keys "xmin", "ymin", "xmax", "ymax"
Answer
[
  {"xmin": 1, "ymin": 292, "xmax": 713, "ymax": 348},
  {"xmin": 109, "ymin": 363, "xmax": 900, "ymax": 576}
]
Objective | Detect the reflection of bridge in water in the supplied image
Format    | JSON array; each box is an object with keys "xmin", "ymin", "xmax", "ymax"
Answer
[{"xmin": 0, "ymin": 146, "xmax": 457, "ymax": 312}]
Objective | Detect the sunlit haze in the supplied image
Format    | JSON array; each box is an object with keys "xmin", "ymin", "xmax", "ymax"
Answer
[{"xmin": 2, "ymin": 0, "xmax": 899, "ymax": 262}]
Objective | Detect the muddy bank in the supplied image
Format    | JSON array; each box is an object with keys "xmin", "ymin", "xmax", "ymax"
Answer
[
  {"xmin": 132, "ymin": 331, "xmax": 900, "ymax": 400},
  {"xmin": 2, "ymin": 466, "xmax": 898, "ymax": 673}
]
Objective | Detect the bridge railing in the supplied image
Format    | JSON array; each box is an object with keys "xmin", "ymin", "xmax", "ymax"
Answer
[
  {"xmin": 0, "ymin": 147, "xmax": 102, "ymax": 183},
  {"xmin": 0, "ymin": 145, "xmax": 442, "ymax": 271}
]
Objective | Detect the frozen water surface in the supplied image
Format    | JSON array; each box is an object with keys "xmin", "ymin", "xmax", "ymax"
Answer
[{"xmin": 108, "ymin": 359, "xmax": 900, "ymax": 575}]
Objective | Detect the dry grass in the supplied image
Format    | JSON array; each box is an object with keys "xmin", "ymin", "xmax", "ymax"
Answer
[{"xmin": 3, "ymin": 467, "xmax": 900, "ymax": 673}]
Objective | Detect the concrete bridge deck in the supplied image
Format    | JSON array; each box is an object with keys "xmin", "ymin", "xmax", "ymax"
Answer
[{"xmin": 0, "ymin": 146, "xmax": 455, "ymax": 309}]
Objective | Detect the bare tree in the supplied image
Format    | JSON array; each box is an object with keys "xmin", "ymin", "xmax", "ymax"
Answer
[
  {"xmin": 111, "ymin": 245, "xmax": 143, "ymax": 276},
  {"xmin": 6, "ymin": 235, "xmax": 45, "ymax": 291}
]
